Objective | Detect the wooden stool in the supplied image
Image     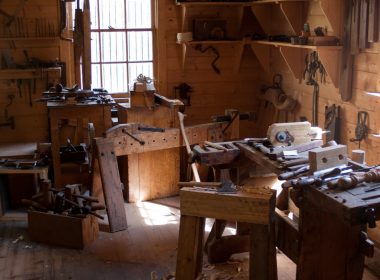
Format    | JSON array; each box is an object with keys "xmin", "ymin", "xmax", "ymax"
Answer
[{"xmin": 176, "ymin": 187, "xmax": 277, "ymax": 280}]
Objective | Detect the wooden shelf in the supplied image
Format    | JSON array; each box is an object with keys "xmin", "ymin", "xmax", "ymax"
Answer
[
  {"xmin": 369, "ymin": 134, "xmax": 380, "ymax": 142},
  {"xmin": 0, "ymin": 37, "xmax": 60, "ymax": 41},
  {"xmin": 0, "ymin": 37, "xmax": 61, "ymax": 48},
  {"xmin": 0, "ymin": 67, "xmax": 61, "ymax": 80},
  {"xmin": 250, "ymin": 40, "xmax": 342, "ymax": 88},
  {"xmin": 177, "ymin": 2, "xmax": 251, "ymax": 7},
  {"xmin": 251, "ymin": 40, "xmax": 342, "ymax": 50}
]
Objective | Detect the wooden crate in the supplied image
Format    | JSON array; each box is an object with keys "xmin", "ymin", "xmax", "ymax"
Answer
[{"xmin": 28, "ymin": 211, "xmax": 99, "ymax": 249}]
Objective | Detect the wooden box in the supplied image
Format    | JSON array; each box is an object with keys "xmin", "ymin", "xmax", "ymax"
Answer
[{"xmin": 28, "ymin": 211, "xmax": 99, "ymax": 249}]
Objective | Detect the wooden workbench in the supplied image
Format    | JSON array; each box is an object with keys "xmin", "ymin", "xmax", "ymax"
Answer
[
  {"xmin": 235, "ymin": 142, "xmax": 377, "ymax": 280},
  {"xmin": 116, "ymin": 102, "xmax": 181, "ymax": 202},
  {"xmin": 0, "ymin": 143, "xmax": 49, "ymax": 217},
  {"xmin": 47, "ymin": 98, "xmax": 114, "ymax": 188}
]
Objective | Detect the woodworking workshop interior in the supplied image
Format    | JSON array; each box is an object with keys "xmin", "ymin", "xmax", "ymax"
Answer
[{"xmin": 1, "ymin": 0, "xmax": 380, "ymax": 279}]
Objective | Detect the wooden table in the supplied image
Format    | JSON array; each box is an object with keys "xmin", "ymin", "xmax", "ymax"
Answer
[
  {"xmin": 47, "ymin": 99, "xmax": 113, "ymax": 188},
  {"xmin": 176, "ymin": 187, "xmax": 277, "ymax": 280},
  {"xmin": 116, "ymin": 102, "xmax": 181, "ymax": 203},
  {"xmin": 0, "ymin": 143, "xmax": 49, "ymax": 216}
]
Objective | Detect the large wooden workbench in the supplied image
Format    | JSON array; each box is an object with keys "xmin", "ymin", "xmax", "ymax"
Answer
[{"xmin": 236, "ymin": 142, "xmax": 378, "ymax": 280}]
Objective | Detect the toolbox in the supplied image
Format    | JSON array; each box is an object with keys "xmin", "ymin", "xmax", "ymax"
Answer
[
  {"xmin": 28, "ymin": 211, "xmax": 99, "ymax": 249},
  {"xmin": 59, "ymin": 144, "xmax": 87, "ymax": 163}
]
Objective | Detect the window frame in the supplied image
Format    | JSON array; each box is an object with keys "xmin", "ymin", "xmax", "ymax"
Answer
[{"xmin": 75, "ymin": 0, "xmax": 156, "ymax": 94}]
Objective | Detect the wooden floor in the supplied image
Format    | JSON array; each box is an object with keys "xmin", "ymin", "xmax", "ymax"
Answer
[{"xmin": 0, "ymin": 199, "xmax": 379, "ymax": 280}]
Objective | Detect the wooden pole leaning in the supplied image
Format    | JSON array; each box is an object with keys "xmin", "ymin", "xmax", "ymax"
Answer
[{"xmin": 178, "ymin": 112, "xmax": 201, "ymax": 182}]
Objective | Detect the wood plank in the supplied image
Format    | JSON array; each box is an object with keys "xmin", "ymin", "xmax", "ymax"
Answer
[
  {"xmin": 180, "ymin": 187, "xmax": 276, "ymax": 225},
  {"xmin": 95, "ymin": 143, "xmax": 127, "ymax": 232}
]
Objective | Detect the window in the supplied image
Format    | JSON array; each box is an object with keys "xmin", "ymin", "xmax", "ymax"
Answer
[{"xmin": 76, "ymin": 0, "xmax": 154, "ymax": 93}]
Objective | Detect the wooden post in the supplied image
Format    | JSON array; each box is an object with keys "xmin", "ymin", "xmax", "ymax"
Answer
[{"xmin": 82, "ymin": 0, "xmax": 91, "ymax": 89}]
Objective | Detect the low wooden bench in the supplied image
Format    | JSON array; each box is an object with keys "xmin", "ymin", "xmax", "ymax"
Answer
[{"xmin": 176, "ymin": 186, "xmax": 277, "ymax": 280}]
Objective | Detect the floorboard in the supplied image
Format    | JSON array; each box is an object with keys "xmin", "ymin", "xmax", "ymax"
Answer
[{"xmin": 0, "ymin": 198, "xmax": 378, "ymax": 280}]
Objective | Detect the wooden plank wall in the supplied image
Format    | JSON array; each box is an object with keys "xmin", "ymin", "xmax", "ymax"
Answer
[
  {"xmin": 157, "ymin": 0, "xmax": 262, "ymax": 138},
  {"xmin": 261, "ymin": 2, "xmax": 380, "ymax": 166},
  {"xmin": 156, "ymin": 1, "xmax": 380, "ymax": 243},
  {"xmin": 0, "ymin": 0, "xmax": 72, "ymax": 143}
]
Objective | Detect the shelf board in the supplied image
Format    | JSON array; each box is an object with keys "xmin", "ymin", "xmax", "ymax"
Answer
[
  {"xmin": 0, "ymin": 68, "xmax": 60, "ymax": 80},
  {"xmin": 177, "ymin": 2, "xmax": 252, "ymax": 7},
  {"xmin": 250, "ymin": 40, "xmax": 341, "ymax": 87},
  {"xmin": 251, "ymin": 0, "xmax": 309, "ymax": 4},
  {"xmin": 177, "ymin": 0, "xmax": 309, "ymax": 6},
  {"xmin": 369, "ymin": 134, "xmax": 380, "ymax": 142},
  {"xmin": 178, "ymin": 40, "xmax": 243, "ymax": 45},
  {"xmin": 251, "ymin": 40, "xmax": 342, "ymax": 50},
  {"xmin": 0, "ymin": 37, "xmax": 60, "ymax": 41}
]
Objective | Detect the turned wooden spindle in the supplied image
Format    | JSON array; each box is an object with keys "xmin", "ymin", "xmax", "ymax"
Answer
[{"xmin": 337, "ymin": 169, "xmax": 380, "ymax": 189}]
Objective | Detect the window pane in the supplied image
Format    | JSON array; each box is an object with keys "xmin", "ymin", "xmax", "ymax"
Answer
[
  {"xmin": 102, "ymin": 63, "xmax": 128, "ymax": 93},
  {"xmin": 126, "ymin": 0, "xmax": 151, "ymax": 28},
  {"xmin": 91, "ymin": 32, "xmax": 100, "ymax": 62},
  {"xmin": 101, "ymin": 32, "xmax": 126, "ymax": 62},
  {"xmin": 89, "ymin": 0, "xmax": 99, "ymax": 29},
  {"xmin": 128, "ymin": 62, "xmax": 153, "ymax": 86},
  {"xmin": 99, "ymin": 0, "xmax": 125, "ymax": 29},
  {"xmin": 91, "ymin": 64, "xmax": 101, "ymax": 89},
  {"xmin": 127, "ymin": 31, "xmax": 152, "ymax": 61}
]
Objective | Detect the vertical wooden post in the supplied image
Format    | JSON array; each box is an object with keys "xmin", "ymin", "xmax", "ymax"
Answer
[{"xmin": 82, "ymin": 0, "xmax": 92, "ymax": 89}]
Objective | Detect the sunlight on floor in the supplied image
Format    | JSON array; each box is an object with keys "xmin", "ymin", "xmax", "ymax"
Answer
[
  {"xmin": 136, "ymin": 201, "xmax": 179, "ymax": 226},
  {"xmin": 136, "ymin": 201, "xmax": 237, "ymax": 235}
]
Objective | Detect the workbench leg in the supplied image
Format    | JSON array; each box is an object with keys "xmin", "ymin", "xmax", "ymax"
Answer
[
  {"xmin": 176, "ymin": 215, "xmax": 205, "ymax": 280},
  {"xmin": 250, "ymin": 222, "xmax": 278, "ymax": 280},
  {"xmin": 297, "ymin": 203, "xmax": 365, "ymax": 280},
  {"xmin": 50, "ymin": 119, "xmax": 63, "ymax": 188}
]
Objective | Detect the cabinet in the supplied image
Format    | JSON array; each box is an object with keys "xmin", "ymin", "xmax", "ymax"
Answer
[{"xmin": 176, "ymin": 0, "xmax": 344, "ymax": 88}]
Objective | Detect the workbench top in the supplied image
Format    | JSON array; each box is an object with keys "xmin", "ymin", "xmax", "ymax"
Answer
[
  {"xmin": 303, "ymin": 182, "xmax": 380, "ymax": 226},
  {"xmin": 0, "ymin": 142, "xmax": 37, "ymax": 158}
]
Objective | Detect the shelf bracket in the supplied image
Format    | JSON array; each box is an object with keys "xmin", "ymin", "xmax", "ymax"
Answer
[
  {"xmin": 316, "ymin": 47, "xmax": 341, "ymax": 89},
  {"xmin": 250, "ymin": 43, "xmax": 271, "ymax": 74},
  {"xmin": 319, "ymin": 0, "xmax": 344, "ymax": 37},
  {"xmin": 280, "ymin": 2, "xmax": 308, "ymax": 36},
  {"xmin": 279, "ymin": 46, "xmax": 308, "ymax": 83}
]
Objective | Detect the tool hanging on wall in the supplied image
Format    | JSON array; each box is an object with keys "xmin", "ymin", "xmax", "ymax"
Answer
[
  {"xmin": 350, "ymin": 111, "xmax": 369, "ymax": 148},
  {"xmin": 260, "ymin": 74, "xmax": 298, "ymax": 123},
  {"xmin": 174, "ymin": 82, "xmax": 192, "ymax": 106},
  {"xmin": 324, "ymin": 104, "xmax": 341, "ymax": 143},
  {"xmin": 194, "ymin": 44, "xmax": 220, "ymax": 74},
  {"xmin": 303, "ymin": 51, "xmax": 326, "ymax": 126}
]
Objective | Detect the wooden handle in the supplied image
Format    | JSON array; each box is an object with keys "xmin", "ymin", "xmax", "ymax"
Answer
[
  {"xmin": 337, "ymin": 169, "xmax": 380, "ymax": 189},
  {"xmin": 204, "ymin": 141, "xmax": 229, "ymax": 151},
  {"xmin": 178, "ymin": 112, "xmax": 200, "ymax": 182}
]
